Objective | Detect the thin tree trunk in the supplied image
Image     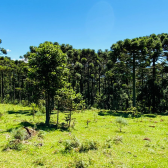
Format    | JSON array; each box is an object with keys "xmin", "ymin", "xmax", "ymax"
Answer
[
  {"xmin": 57, "ymin": 100, "xmax": 59, "ymax": 126},
  {"xmin": 133, "ymin": 54, "xmax": 136, "ymax": 107},
  {"xmin": 87, "ymin": 66, "xmax": 90, "ymax": 106},
  {"xmin": 99, "ymin": 67, "xmax": 100, "ymax": 95},
  {"xmin": 152, "ymin": 57, "xmax": 156, "ymax": 113},
  {"xmin": 1, "ymin": 71, "xmax": 4, "ymax": 103},
  {"xmin": 45, "ymin": 92, "xmax": 50, "ymax": 126}
]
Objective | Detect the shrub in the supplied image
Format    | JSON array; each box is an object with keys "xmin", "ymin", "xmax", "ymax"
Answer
[
  {"xmin": 104, "ymin": 137, "xmax": 113, "ymax": 148},
  {"xmin": 3, "ymin": 139, "xmax": 23, "ymax": 151},
  {"xmin": 38, "ymin": 99, "xmax": 46, "ymax": 114},
  {"xmin": 63, "ymin": 136, "xmax": 80, "ymax": 151},
  {"xmin": 12, "ymin": 127, "xmax": 28, "ymax": 140},
  {"xmin": 79, "ymin": 140, "xmax": 99, "ymax": 152},
  {"xmin": 21, "ymin": 100, "xmax": 29, "ymax": 106},
  {"xmin": 67, "ymin": 157, "xmax": 90, "ymax": 168},
  {"xmin": 62, "ymin": 137, "xmax": 98, "ymax": 153},
  {"xmin": 73, "ymin": 159, "xmax": 89, "ymax": 168},
  {"xmin": 115, "ymin": 117, "xmax": 128, "ymax": 132}
]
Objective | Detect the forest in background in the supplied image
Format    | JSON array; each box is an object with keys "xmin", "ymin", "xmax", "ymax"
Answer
[{"xmin": 0, "ymin": 33, "xmax": 168, "ymax": 120}]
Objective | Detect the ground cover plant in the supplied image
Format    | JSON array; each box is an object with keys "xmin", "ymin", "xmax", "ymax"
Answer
[{"xmin": 0, "ymin": 104, "xmax": 168, "ymax": 167}]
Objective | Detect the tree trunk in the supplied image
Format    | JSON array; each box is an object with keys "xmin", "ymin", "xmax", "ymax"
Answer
[
  {"xmin": 87, "ymin": 66, "xmax": 90, "ymax": 106},
  {"xmin": 152, "ymin": 57, "xmax": 156, "ymax": 113},
  {"xmin": 91, "ymin": 77, "xmax": 94, "ymax": 106},
  {"xmin": 99, "ymin": 67, "xmax": 100, "ymax": 95},
  {"xmin": 57, "ymin": 100, "xmax": 59, "ymax": 126},
  {"xmin": 133, "ymin": 54, "xmax": 136, "ymax": 107},
  {"xmin": 1, "ymin": 71, "xmax": 4, "ymax": 103},
  {"xmin": 45, "ymin": 92, "xmax": 50, "ymax": 126}
]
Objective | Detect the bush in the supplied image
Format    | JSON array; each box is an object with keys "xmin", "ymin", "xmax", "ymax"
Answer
[
  {"xmin": 21, "ymin": 100, "xmax": 29, "ymax": 107},
  {"xmin": 62, "ymin": 137, "xmax": 98, "ymax": 153},
  {"xmin": 63, "ymin": 136, "xmax": 80, "ymax": 151},
  {"xmin": 12, "ymin": 127, "xmax": 28, "ymax": 140},
  {"xmin": 79, "ymin": 140, "xmax": 99, "ymax": 152},
  {"xmin": 38, "ymin": 99, "xmax": 46, "ymax": 114},
  {"xmin": 67, "ymin": 157, "xmax": 91, "ymax": 168},
  {"xmin": 3, "ymin": 139, "xmax": 23, "ymax": 151},
  {"xmin": 104, "ymin": 137, "xmax": 113, "ymax": 148},
  {"xmin": 115, "ymin": 117, "xmax": 128, "ymax": 132},
  {"xmin": 73, "ymin": 159, "xmax": 89, "ymax": 168}
]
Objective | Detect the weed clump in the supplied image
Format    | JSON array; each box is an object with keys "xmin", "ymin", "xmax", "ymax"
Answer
[
  {"xmin": 67, "ymin": 157, "xmax": 94, "ymax": 168},
  {"xmin": 79, "ymin": 140, "xmax": 99, "ymax": 152},
  {"xmin": 104, "ymin": 137, "xmax": 113, "ymax": 148},
  {"xmin": 3, "ymin": 139, "xmax": 23, "ymax": 151},
  {"xmin": 62, "ymin": 137, "xmax": 99, "ymax": 153},
  {"xmin": 63, "ymin": 136, "xmax": 80, "ymax": 151}
]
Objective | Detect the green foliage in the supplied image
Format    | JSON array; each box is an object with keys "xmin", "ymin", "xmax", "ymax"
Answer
[
  {"xmin": 104, "ymin": 137, "xmax": 113, "ymax": 148},
  {"xmin": 79, "ymin": 140, "xmax": 99, "ymax": 152},
  {"xmin": 63, "ymin": 136, "xmax": 80, "ymax": 151},
  {"xmin": 3, "ymin": 139, "xmax": 23, "ymax": 151},
  {"xmin": 62, "ymin": 136, "xmax": 98, "ymax": 153},
  {"xmin": 56, "ymin": 86, "xmax": 85, "ymax": 111},
  {"xmin": 115, "ymin": 117, "xmax": 128, "ymax": 132},
  {"xmin": 28, "ymin": 41, "xmax": 68, "ymax": 125},
  {"xmin": 67, "ymin": 157, "xmax": 90, "ymax": 168},
  {"xmin": 21, "ymin": 100, "xmax": 29, "ymax": 107},
  {"xmin": 38, "ymin": 99, "xmax": 46, "ymax": 114},
  {"xmin": 11, "ymin": 127, "xmax": 28, "ymax": 140}
]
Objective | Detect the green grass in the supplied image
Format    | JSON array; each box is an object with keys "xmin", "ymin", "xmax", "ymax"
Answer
[{"xmin": 0, "ymin": 104, "xmax": 168, "ymax": 167}]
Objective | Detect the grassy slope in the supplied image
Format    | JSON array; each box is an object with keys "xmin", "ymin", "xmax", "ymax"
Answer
[{"xmin": 0, "ymin": 104, "xmax": 168, "ymax": 168}]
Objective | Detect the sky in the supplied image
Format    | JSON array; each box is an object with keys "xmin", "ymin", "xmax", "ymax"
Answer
[{"xmin": 0, "ymin": 0, "xmax": 168, "ymax": 60}]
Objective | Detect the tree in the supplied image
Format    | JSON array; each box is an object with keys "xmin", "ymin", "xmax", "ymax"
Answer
[
  {"xmin": 0, "ymin": 39, "xmax": 7, "ymax": 55},
  {"xmin": 28, "ymin": 42, "xmax": 68, "ymax": 126}
]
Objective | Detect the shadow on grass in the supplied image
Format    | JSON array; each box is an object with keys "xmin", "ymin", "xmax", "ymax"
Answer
[
  {"xmin": 3, "ymin": 121, "xmax": 70, "ymax": 133},
  {"xmin": 8, "ymin": 110, "xmax": 32, "ymax": 116},
  {"xmin": 98, "ymin": 110, "xmax": 133, "ymax": 118},
  {"xmin": 98, "ymin": 110, "xmax": 161, "ymax": 118},
  {"xmin": 7, "ymin": 110, "xmax": 57, "ymax": 116},
  {"xmin": 19, "ymin": 121, "xmax": 70, "ymax": 132}
]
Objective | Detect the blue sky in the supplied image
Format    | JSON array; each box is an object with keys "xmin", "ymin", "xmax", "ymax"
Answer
[{"xmin": 0, "ymin": 0, "xmax": 168, "ymax": 60}]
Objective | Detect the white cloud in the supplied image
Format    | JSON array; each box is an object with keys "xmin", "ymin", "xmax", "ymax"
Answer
[{"xmin": 6, "ymin": 49, "xmax": 11, "ymax": 52}]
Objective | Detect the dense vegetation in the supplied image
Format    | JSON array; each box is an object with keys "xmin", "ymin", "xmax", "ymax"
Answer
[{"xmin": 0, "ymin": 33, "xmax": 168, "ymax": 125}]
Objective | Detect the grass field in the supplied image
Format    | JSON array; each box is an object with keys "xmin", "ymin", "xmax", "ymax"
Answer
[{"xmin": 0, "ymin": 104, "xmax": 168, "ymax": 168}]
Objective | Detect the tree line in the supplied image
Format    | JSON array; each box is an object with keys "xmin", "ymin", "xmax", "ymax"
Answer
[{"xmin": 0, "ymin": 33, "xmax": 168, "ymax": 120}]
